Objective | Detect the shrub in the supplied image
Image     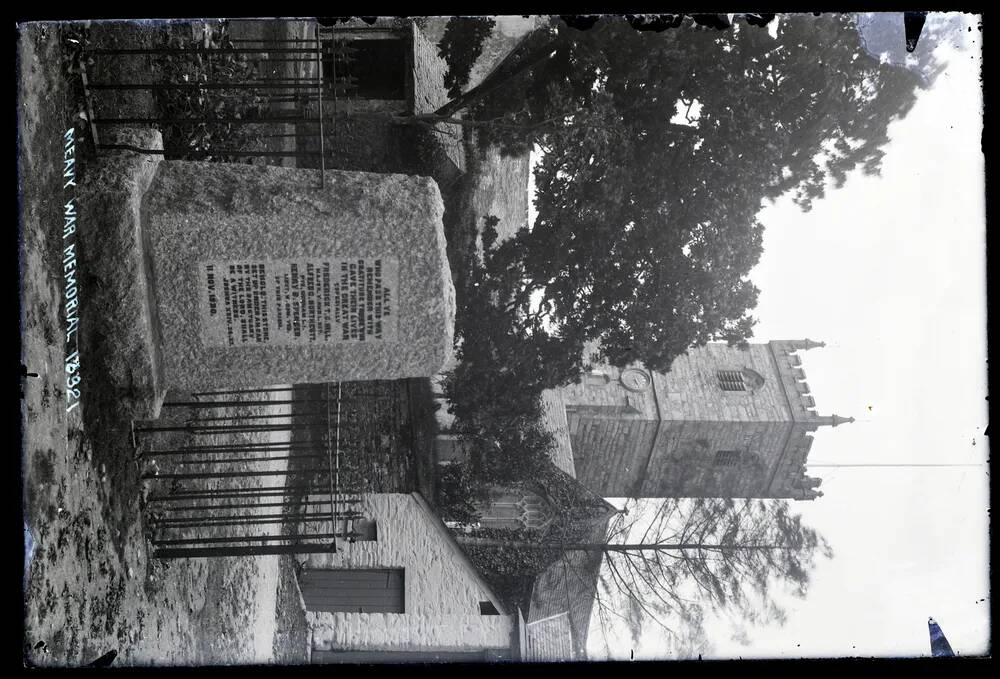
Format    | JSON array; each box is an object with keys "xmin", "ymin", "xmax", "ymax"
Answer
[
  {"xmin": 436, "ymin": 462, "xmax": 487, "ymax": 523},
  {"xmin": 154, "ymin": 22, "xmax": 270, "ymax": 162},
  {"xmin": 438, "ymin": 17, "xmax": 496, "ymax": 98}
]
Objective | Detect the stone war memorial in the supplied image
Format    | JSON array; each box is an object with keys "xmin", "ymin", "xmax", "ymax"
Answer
[{"xmin": 137, "ymin": 150, "xmax": 455, "ymax": 394}]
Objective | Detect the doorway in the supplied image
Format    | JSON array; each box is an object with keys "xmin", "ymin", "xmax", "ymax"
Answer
[{"xmin": 299, "ymin": 568, "xmax": 405, "ymax": 613}]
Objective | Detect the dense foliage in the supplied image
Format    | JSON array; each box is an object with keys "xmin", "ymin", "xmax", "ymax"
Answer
[
  {"xmin": 438, "ymin": 16, "xmax": 497, "ymax": 98},
  {"xmin": 452, "ymin": 14, "xmax": 928, "ymax": 383},
  {"xmin": 435, "ymin": 213, "xmax": 578, "ymax": 517},
  {"xmin": 450, "ymin": 463, "xmax": 618, "ymax": 610},
  {"xmin": 153, "ymin": 23, "xmax": 271, "ymax": 162}
]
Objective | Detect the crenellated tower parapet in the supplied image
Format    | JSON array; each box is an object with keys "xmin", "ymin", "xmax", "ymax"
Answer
[
  {"xmin": 767, "ymin": 339, "xmax": 854, "ymax": 428},
  {"xmin": 762, "ymin": 339, "xmax": 854, "ymax": 500},
  {"xmin": 549, "ymin": 338, "xmax": 853, "ymax": 502},
  {"xmin": 765, "ymin": 428, "xmax": 826, "ymax": 499},
  {"xmin": 767, "ymin": 338, "xmax": 827, "ymax": 421}
]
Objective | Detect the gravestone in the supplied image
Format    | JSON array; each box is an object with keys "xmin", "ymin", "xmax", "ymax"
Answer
[{"xmin": 140, "ymin": 162, "xmax": 455, "ymax": 391}]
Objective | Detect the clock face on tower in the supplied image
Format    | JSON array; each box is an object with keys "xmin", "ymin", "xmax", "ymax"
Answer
[{"xmin": 620, "ymin": 368, "xmax": 651, "ymax": 392}]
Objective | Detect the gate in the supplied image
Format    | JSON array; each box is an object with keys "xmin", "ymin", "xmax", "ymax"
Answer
[{"xmin": 133, "ymin": 383, "xmax": 366, "ymax": 559}]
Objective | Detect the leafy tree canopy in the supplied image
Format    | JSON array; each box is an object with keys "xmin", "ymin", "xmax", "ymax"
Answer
[
  {"xmin": 438, "ymin": 16, "xmax": 496, "ymax": 99},
  {"xmin": 458, "ymin": 14, "xmax": 928, "ymax": 380}
]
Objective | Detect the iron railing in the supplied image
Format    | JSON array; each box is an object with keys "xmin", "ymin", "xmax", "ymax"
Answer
[
  {"xmin": 133, "ymin": 383, "xmax": 366, "ymax": 559},
  {"xmin": 76, "ymin": 21, "xmax": 380, "ymax": 189}
]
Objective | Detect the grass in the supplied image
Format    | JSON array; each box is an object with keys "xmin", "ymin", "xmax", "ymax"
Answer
[
  {"xmin": 21, "ymin": 18, "xmax": 497, "ymax": 666},
  {"xmin": 20, "ymin": 22, "xmax": 307, "ymax": 667}
]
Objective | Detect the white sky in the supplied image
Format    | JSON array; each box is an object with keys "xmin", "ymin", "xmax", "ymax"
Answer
[
  {"xmin": 720, "ymin": 18, "xmax": 989, "ymax": 658},
  {"xmin": 534, "ymin": 14, "xmax": 988, "ymax": 660}
]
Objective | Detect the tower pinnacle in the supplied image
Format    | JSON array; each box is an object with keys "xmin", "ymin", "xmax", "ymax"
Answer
[
  {"xmin": 816, "ymin": 414, "xmax": 855, "ymax": 427},
  {"xmin": 790, "ymin": 338, "xmax": 826, "ymax": 351}
]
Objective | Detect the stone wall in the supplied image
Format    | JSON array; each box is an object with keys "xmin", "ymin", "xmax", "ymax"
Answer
[
  {"xmin": 652, "ymin": 343, "xmax": 795, "ymax": 422},
  {"xmin": 143, "ymin": 162, "xmax": 454, "ymax": 390},
  {"xmin": 466, "ymin": 17, "xmax": 547, "ymax": 89},
  {"xmin": 542, "ymin": 342, "xmax": 832, "ymax": 499},
  {"xmin": 640, "ymin": 420, "xmax": 796, "ymax": 498},
  {"xmin": 411, "ymin": 23, "xmax": 451, "ymax": 114},
  {"xmin": 291, "ymin": 22, "xmax": 464, "ymax": 190},
  {"xmin": 569, "ymin": 417, "xmax": 659, "ymax": 498},
  {"xmin": 470, "ymin": 137, "xmax": 532, "ymax": 257},
  {"xmin": 415, "ymin": 16, "xmax": 544, "ymax": 92},
  {"xmin": 304, "ymin": 493, "xmax": 513, "ymax": 653},
  {"xmin": 540, "ymin": 390, "xmax": 575, "ymax": 476}
]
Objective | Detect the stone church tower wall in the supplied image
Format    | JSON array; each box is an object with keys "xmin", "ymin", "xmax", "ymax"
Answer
[{"xmin": 543, "ymin": 339, "xmax": 850, "ymax": 500}]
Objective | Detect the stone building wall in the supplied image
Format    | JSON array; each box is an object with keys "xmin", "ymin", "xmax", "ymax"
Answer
[
  {"xmin": 540, "ymin": 389, "xmax": 576, "ymax": 476},
  {"xmin": 413, "ymin": 15, "xmax": 546, "ymax": 90},
  {"xmin": 639, "ymin": 420, "xmax": 796, "ymax": 498},
  {"xmin": 294, "ymin": 22, "xmax": 464, "ymax": 189},
  {"xmin": 569, "ymin": 417, "xmax": 659, "ymax": 498},
  {"xmin": 304, "ymin": 493, "xmax": 513, "ymax": 653},
  {"xmin": 652, "ymin": 343, "xmax": 794, "ymax": 422},
  {"xmin": 543, "ymin": 342, "xmax": 832, "ymax": 499},
  {"xmin": 559, "ymin": 362, "xmax": 660, "ymax": 419},
  {"xmin": 469, "ymin": 137, "xmax": 532, "ymax": 255}
]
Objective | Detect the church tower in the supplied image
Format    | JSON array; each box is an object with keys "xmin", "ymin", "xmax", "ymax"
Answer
[{"xmin": 552, "ymin": 339, "xmax": 852, "ymax": 500}]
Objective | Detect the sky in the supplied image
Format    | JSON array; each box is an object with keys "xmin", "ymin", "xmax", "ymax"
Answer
[
  {"xmin": 727, "ymin": 16, "xmax": 988, "ymax": 657},
  {"xmin": 547, "ymin": 14, "xmax": 988, "ymax": 660}
]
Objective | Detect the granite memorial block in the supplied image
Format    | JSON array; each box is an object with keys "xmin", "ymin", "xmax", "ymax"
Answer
[{"xmin": 141, "ymin": 162, "xmax": 455, "ymax": 391}]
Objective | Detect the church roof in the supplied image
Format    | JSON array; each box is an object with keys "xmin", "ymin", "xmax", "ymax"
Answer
[
  {"xmin": 540, "ymin": 389, "xmax": 577, "ymax": 476},
  {"xmin": 519, "ymin": 610, "xmax": 576, "ymax": 662},
  {"xmin": 527, "ymin": 510, "xmax": 613, "ymax": 660}
]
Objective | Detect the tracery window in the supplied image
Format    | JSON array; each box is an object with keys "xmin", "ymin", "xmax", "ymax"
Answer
[
  {"xmin": 714, "ymin": 450, "xmax": 742, "ymax": 467},
  {"xmin": 717, "ymin": 370, "xmax": 746, "ymax": 391},
  {"xmin": 717, "ymin": 368, "xmax": 766, "ymax": 392}
]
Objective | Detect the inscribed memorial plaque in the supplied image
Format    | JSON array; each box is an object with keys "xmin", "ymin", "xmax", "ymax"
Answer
[{"xmin": 198, "ymin": 257, "xmax": 400, "ymax": 347}]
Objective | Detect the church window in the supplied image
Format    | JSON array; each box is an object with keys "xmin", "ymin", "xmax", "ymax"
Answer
[
  {"xmin": 717, "ymin": 370, "xmax": 746, "ymax": 391},
  {"xmin": 585, "ymin": 371, "xmax": 611, "ymax": 387},
  {"xmin": 714, "ymin": 450, "xmax": 742, "ymax": 467},
  {"xmin": 718, "ymin": 368, "xmax": 766, "ymax": 392},
  {"xmin": 742, "ymin": 369, "xmax": 766, "ymax": 390},
  {"xmin": 475, "ymin": 489, "xmax": 551, "ymax": 530}
]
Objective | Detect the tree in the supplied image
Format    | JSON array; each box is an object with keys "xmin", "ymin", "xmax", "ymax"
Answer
[
  {"xmin": 349, "ymin": 14, "xmax": 929, "ymax": 386},
  {"xmin": 449, "ymin": 461, "xmax": 622, "ymax": 613},
  {"xmin": 456, "ymin": 497, "xmax": 832, "ymax": 653},
  {"xmin": 449, "ymin": 13, "xmax": 930, "ymax": 381},
  {"xmin": 438, "ymin": 16, "xmax": 497, "ymax": 98},
  {"xmin": 438, "ymin": 242, "xmax": 585, "ymax": 480}
]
